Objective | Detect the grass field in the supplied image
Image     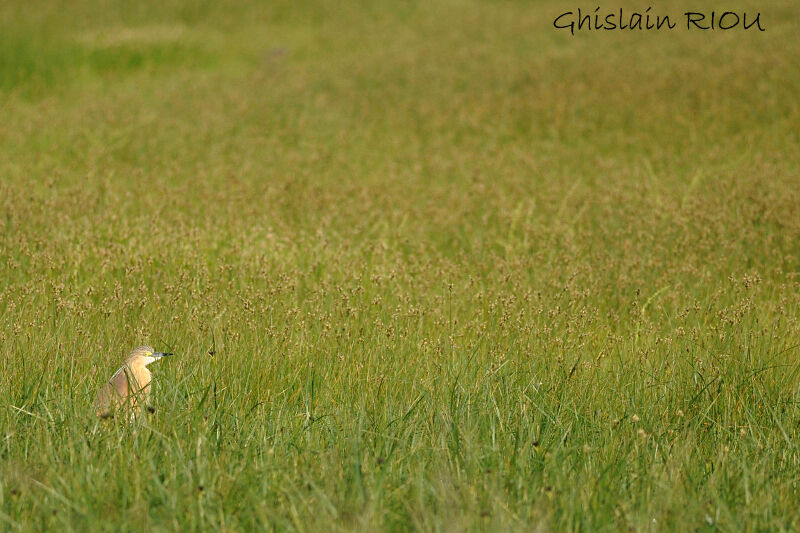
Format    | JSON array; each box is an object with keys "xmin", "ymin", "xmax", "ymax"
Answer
[{"xmin": 2, "ymin": 0, "xmax": 800, "ymax": 530}]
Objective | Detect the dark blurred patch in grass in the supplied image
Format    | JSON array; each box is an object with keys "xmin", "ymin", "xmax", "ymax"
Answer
[
  {"xmin": 0, "ymin": 29, "xmax": 211, "ymax": 96},
  {"xmin": 86, "ymin": 42, "xmax": 209, "ymax": 74},
  {"xmin": 0, "ymin": 32, "xmax": 71, "ymax": 92}
]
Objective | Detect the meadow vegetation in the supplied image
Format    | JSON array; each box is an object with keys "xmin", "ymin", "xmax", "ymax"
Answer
[{"xmin": 1, "ymin": 0, "xmax": 799, "ymax": 530}]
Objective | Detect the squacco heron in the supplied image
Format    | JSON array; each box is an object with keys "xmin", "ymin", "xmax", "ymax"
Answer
[{"xmin": 95, "ymin": 345, "xmax": 172, "ymax": 419}]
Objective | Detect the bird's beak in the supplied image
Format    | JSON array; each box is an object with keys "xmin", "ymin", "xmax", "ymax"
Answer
[{"xmin": 154, "ymin": 352, "xmax": 173, "ymax": 359}]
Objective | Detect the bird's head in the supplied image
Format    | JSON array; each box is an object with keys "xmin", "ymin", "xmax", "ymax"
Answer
[{"xmin": 126, "ymin": 345, "xmax": 173, "ymax": 366}]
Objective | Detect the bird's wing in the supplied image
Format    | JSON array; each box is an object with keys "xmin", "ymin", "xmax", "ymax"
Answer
[
  {"xmin": 95, "ymin": 382, "xmax": 119, "ymax": 418},
  {"xmin": 94, "ymin": 366, "xmax": 131, "ymax": 418},
  {"xmin": 111, "ymin": 366, "xmax": 132, "ymax": 396}
]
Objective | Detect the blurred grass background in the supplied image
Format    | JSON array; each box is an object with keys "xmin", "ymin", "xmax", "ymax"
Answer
[{"xmin": 1, "ymin": 0, "xmax": 799, "ymax": 530}]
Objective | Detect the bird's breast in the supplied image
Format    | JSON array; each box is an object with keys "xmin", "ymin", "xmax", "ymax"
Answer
[{"xmin": 130, "ymin": 364, "xmax": 152, "ymax": 389}]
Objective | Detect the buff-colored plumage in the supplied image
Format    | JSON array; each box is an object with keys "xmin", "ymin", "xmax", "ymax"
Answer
[{"xmin": 95, "ymin": 345, "xmax": 172, "ymax": 419}]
